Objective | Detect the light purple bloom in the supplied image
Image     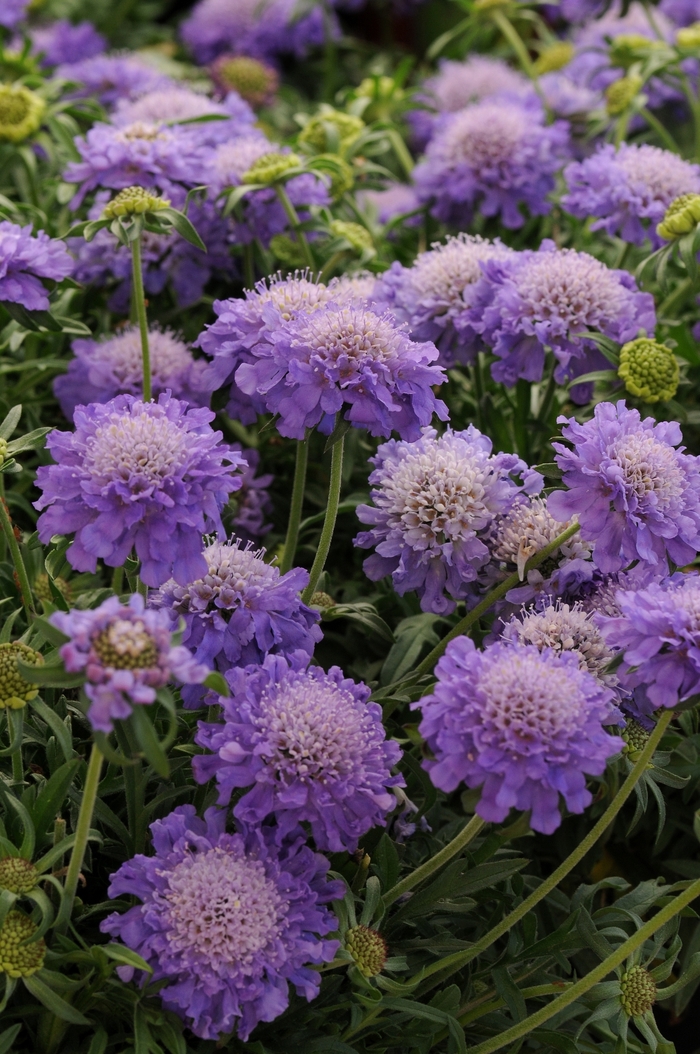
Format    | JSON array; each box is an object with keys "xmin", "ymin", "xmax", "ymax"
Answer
[
  {"xmin": 194, "ymin": 652, "xmax": 403, "ymax": 852},
  {"xmin": 180, "ymin": 0, "xmax": 332, "ymax": 65},
  {"xmin": 661, "ymin": 0, "xmax": 700, "ymax": 24},
  {"xmin": 54, "ymin": 54, "xmax": 173, "ymax": 108},
  {"xmin": 229, "ymin": 446, "xmax": 274, "ymax": 542},
  {"xmin": 0, "ymin": 0, "xmax": 29, "ymax": 29},
  {"xmin": 413, "ymin": 637, "xmax": 622, "ymax": 834},
  {"xmin": 101, "ymin": 806, "xmax": 343, "ymax": 1040},
  {"xmin": 51, "ymin": 594, "xmax": 208, "ymax": 733},
  {"xmin": 549, "ymin": 401, "xmax": 700, "ymax": 574},
  {"xmin": 0, "ymin": 221, "xmax": 72, "ymax": 311},
  {"xmin": 359, "ymin": 184, "xmax": 421, "ymax": 226},
  {"xmin": 31, "ymin": 21, "xmax": 106, "ymax": 66},
  {"xmin": 154, "ymin": 539, "xmax": 321, "ymax": 708},
  {"xmin": 34, "ymin": 393, "xmax": 245, "ymax": 588},
  {"xmin": 354, "ymin": 426, "xmax": 541, "ymax": 615},
  {"xmin": 560, "ymin": 0, "xmax": 607, "ymax": 22},
  {"xmin": 539, "ymin": 72, "xmax": 603, "ymax": 120},
  {"xmin": 111, "ymin": 87, "xmax": 256, "ymax": 145}
]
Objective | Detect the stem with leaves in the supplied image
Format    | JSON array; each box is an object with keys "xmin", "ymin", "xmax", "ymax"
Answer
[
  {"xmin": 301, "ymin": 432, "xmax": 345, "ymax": 603},
  {"xmin": 130, "ymin": 234, "xmax": 151, "ymax": 401},
  {"xmin": 383, "ymin": 814, "xmax": 485, "ymax": 908},
  {"xmin": 274, "ymin": 184, "xmax": 316, "ymax": 272},
  {"xmin": 0, "ymin": 495, "xmax": 35, "ymax": 620},
  {"xmin": 280, "ymin": 437, "xmax": 309, "ymax": 575},
  {"xmin": 55, "ymin": 741, "xmax": 104, "ymax": 935}
]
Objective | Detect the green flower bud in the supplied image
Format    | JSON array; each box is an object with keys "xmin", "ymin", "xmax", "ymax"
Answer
[
  {"xmin": 0, "ymin": 438, "xmax": 8, "ymax": 467},
  {"xmin": 102, "ymin": 186, "xmax": 171, "ymax": 219},
  {"xmin": 474, "ymin": 0, "xmax": 511, "ymax": 9},
  {"xmin": 298, "ymin": 110, "xmax": 364, "ymax": 155},
  {"xmin": 242, "ymin": 152, "xmax": 301, "ymax": 185},
  {"xmin": 309, "ymin": 591, "xmax": 336, "ymax": 611},
  {"xmin": 0, "ymin": 85, "xmax": 46, "ymax": 144},
  {"xmin": 327, "ymin": 158, "xmax": 355, "ymax": 199},
  {"xmin": 269, "ymin": 234, "xmax": 307, "ymax": 268},
  {"xmin": 534, "ymin": 42, "xmax": 574, "ymax": 75},
  {"xmin": 620, "ymin": 965, "xmax": 657, "ymax": 1017},
  {"xmin": 209, "ymin": 55, "xmax": 279, "ymax": 109},
  {"xmin": 345, "ymin": 925, "xmax": 388, "ymax": 978},
  {"xmin": 605, "ymin": 74, "xmax": 643, "ymax": 115},
  {"xmin": 609, "ymin": 33, "xmax": 664, "ymax": 67},
  {"xmin": 0, "ymin": 857, "xmax": 39, "ymax": 895},
  {"xmin": 329, "ymin": 220, "xmax": 373, "ymax": 252},
  {"xmin": 356, "ymin": 75, "xmax": 403, "ymax": 102},
  {"xmin": 656, "ymin": 192, "xmax": 700, "ymax": 239},
  {"xmin": 0, "ymin": 912, "xmax": 46, "ymax": 978},
  {"xmin": 33, "ymin": 572, "xmax": 72, "ymax": 607},
  {"xmin": 618, "ymin": 338, "xmax": 679, "ymax": 403},
  {"xmin": 0, "ymin": 642, "xmax": 44, "ymax": 710},
  {"xmin": 676, "ymin": 23, "xmax": 700, "ymax": 48},
  {"xmin": 621, "ymin": 718, "xmax": 650, "ymax": 760}
]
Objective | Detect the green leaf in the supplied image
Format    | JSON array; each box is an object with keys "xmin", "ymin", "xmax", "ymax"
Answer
[
  {"xmin": 29, "ymin": 759, "xmax": 80, "ymax": 839},
  {"xmin": 158, "ymin": 207, "xmax": 206, "ymax": 252},
  {"xmin": 380, "ymin": 614, "xmax": 442, "ymax": 685},
  {"xmin": 0, "ymin": 406, "xmax": 21, "ymax": 442},
  {"xmin": 30, "ymin": 697, "xmax": 74, "ymax": 765},
  {"xmin": 492, "ymin": 966, "xmax": 527, "ymax": 1023},
  {"xmin": 324, "ymin": 416, "xmax": 352, "ymax": 453},
  {"xmin": 130, "ymin": 705, "xmax": 170, "ymax": 779},
  {"xmin": 0, "ymin": 1024, "xmax": 22, "ymax": 1054},
  {"xmin": 17, "ymin": 659, "xmax": 84, "ymax": 689},
  {"xmin": 322, "ymin": 602, "xmax": 395, "ymax": 643},
  {"xmin": 23, "ymin": 973, "xmax": 90, "ymax": 1024},
  {"xmin": 529, "ymin": 1029, "xmax": 580, "ymax": 1054},
  {"xmin": 7, "ymin": 426, "xmax": 51, "ymax": 455},
  {"xmin": 100, "ymin": 944, "xmax": 152, "ymax": 973},
  {"xmin": 86, "ymin": 1028, "xmax": 108, "ymax": 1054},
  {"xmin": 32, "ymin": 616, "xmax": 70, "ymax": 649},
  {"xmin": 203, "ymin": 671, "xmax": 229, "ymax": 697},
  {"xmin": 373, "ymin": 834, "xmax": 400, "ymax": 889}
]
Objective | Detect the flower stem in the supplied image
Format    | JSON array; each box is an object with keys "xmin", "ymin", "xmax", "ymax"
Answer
[
  {"xmin": 130, "ymin": 234, "xmax": 151, "ymax": 401},
  {"xmin": 243, "ymin": 242, "xmax": 255, "ymax": 290},
  {"xmin": 0, "ymin": 496, "xmax": 35, "ymax": 621},
  {"xmin": 274, "ymin": 184, "xmax": 316, "ymax": 272},
  {"xmin": 490, "ymin": 10, "xmax": 547, "ymax": 109},
  {"xmin": 55, "ymin": 742, "xmax": 104, "ymax": 935},
  {"xmin": 301, "ymin": 434, "xmax": 345, "ymax": 603},
  {"xmin": 411, "ymin": 709, "xmax": 674, "ymax": 993},
  {"xmin": 280, "ymin": 437, "xmax": 309, "ymax": 575},
  {"xmin": 382, "ymin": 814, "xmax": 485, "ymax": 908},
  {"xmin": 7, "ymin": 709, "xmax": 24, "ymax": 784}
]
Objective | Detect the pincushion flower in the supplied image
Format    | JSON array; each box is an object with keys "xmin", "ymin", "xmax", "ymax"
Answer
[
  {"xmin": 360, "ymin": 184, "xmax": 421, "ymax": 226},
  {"xmin": 413, "ymin": 99, "xmax": 570, "ymax": 229},
  {"xmin": 194, "ymin": 652, "xmax": 403, "ymax": 852},
  {"xmin": 354, "ymin": 426, "xmax": 541, "ymax": 614},
  {"xmin": 51, "ymin": 594, "xmax": 208, "ymax": 733},
  {"xmin": 111, "ymin": 87, "xmax": 256, "ymax": 146},
  {"xmin": 0, "ymin": 0, "xmax": 29, "ymax": 29},
  {"xmin": 210, "ymin": 55, "xmax": 280, "ymax": 108},
  {"xmin": 53, "ymin": 326, "xmax": 209, "ymax": 421},
  {"xmin": 101, "ymin": 806, "xmax": 343, "ymax": 1041},
  {"xmin": 180, "ymin": 0, "xmax": 330, "ymax": 65},
  {"xmin": 54, "ymin": 55, "xmax": 173, "ymax": 108},
  {"xmin": 34, "ymin": 393, "xmax": 245, "ymax": 588},
  {"xmin": 549, "ymin": 401, "xmax": 700, "ymax": 573},
  {"xmin": 0, "ymin": 222, "xmax": 72, "ymax": 311},
  {"xmin": 236, "ymin": 303, "xmax": 448, "ymax": 440},
  {"xmin": 31, "ymin": 21, "xmax": 106, "ymax": 67},
  {"xmin": 154, "ymin": 539, "xmax": 321, "ymax": 707},
  {"xmin": 413, "ymin": 637, "xmax": 622, "ymax": 834}
]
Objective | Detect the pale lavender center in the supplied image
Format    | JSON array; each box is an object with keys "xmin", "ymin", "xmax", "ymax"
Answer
[
  {"xmin": 608, "ymin": 432, "xmax": 684, "ymax": 509},
  {"xmin": 86, "ymin": 411, "xmax": 189, "ymax": 486},
  {"xmin": 480, "ymin": 653, "xmax": 585, "ymax": 740},
  {"xmin": 516, "ymin": 250, "xmax": 627, "ymax": 327}
]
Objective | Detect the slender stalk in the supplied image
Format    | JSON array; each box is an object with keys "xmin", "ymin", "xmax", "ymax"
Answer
[
  {"xmin": 657, "ymin": 276, "xmax": 693, "ymax": 319},
  {"xmin": 55, "ymin": 742, "xmax": 104, "ymax": 935},
  {"xmin": 639, "ymin": 107, "xmax": 681, "ymax": 154},
  {"xmin": 280, "ymin": 438, "xmax": 309, "ymax": 575},
  {"xmin": 490, "ymin": 11, "xmax": 547, "ymax": 109},
  {"xmin": 130, "ymin": 235, "xmax": 151, "ymax": 401},
  {"xmin": 111, "ymin": 566, "xmax": 124, "ymax": 595},
  {"xmin": 243, "ymin": 242, "xmax": 255, "ymax": 290},
  {"xmin": 274, "ymin": 184, "xmax": 316, "ymax": 271},
  {"xmin": 0, "ymin": 497, "xmax": 35, "ymax": 620},
  {"xmin": 7, "ymin": 709, "xmax": 23, "ymax": 784},
  {"xmin": 411, "ymin": 709, "xmax": 674, "ymax": 992},
  {"xmin": 536, "ymin": 366, "xmax": 557, "ymax": 424},
  {"xmin": 301, "ymin": 434, "xmax": 344, "ymax": 603},
  {"xmin": 0, "ymin": 476, "xmax": 6, "ymax": 564},
  {"xmin": 383, "ymin": 815, "xmax": 485, "ymax": 908}
]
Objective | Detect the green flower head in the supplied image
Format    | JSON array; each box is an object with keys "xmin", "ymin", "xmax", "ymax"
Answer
[
  {"xmin": 298, "ymin": 110, "xmax": 364, "ymax": 155},
  {"xmin": 656, "ymin": 192, "xmax": 700, "ymax": 239},
  {"xmin": 102, "ymin": 186, "xmax": 171, "ymax": 219},
  {"xmin": 242, "ymin": 152, "xmax": 301, "ymax": 185},
  {"xmin": 329, "ymin": 220, "xmax": 373, "ymax": 252},
  {"xmin": 620, "ymin": 965, "xmax": 657, "ymax": 1017},
  {"xmin": 0, "ymin": 642, "xmax": 44, "ymax": 710},
  {"xmin": 0, "ymin": 912, "xmax": 45, "ymax": 978},
  {"xmin": 621, "ymin": 718, "xmax": 650, "ymax": 760},
  {"xmin": 0, "ymin": 86, "xmax": 46, "ymax": 144},
  {"xmin": 618, "ymin": 338, "xmax": 679, "ymax": 403},
  {"xmin": 345, "ymin": 925, "xmax": 388, "ymax": 978},
  {"xmin": 210, "ymin": 55, "xmax": 279, "ymax": 108},
  {"xmin": 534, "ymin": 42, "xmax": 574, "ymax": 76},
  {"xmin": 0, "ymin": 857, "xmax": 39, "ymax": 896},
  {"xmin": 605, "ymin": 74, "xmax": 643, "ymax": 115}
]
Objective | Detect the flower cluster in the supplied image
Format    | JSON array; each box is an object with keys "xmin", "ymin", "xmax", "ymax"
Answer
[
  {"xmin": 55, "ymin": 55, "xmax": 173, "ymax": 108},
  {"xmin": 31, "ymin": 20, "xmax": 106, "ymax": 67},
  {"xmin": 0, "ymin": 221, "xmax": 73, "ymax": 311},
  {"xmin": 180, "ymin": 0, "xmax": 331, "ymax": 65}
]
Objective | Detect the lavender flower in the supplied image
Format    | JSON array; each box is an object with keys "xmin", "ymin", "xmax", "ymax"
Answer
[
  {"xmin": 112, "ymin": 87, "xmax": 256, "ymax": 146},
  {"xmin": 549, "ymin": 401, "xmax": 700, "ymax": 573},
  {"xmin": 660, "ymin": 0, "xmax": 700, "ymax": 24},
  {"xmin": 31, "ymin": 21, "xmax": 106, "ymax": 67},
  {"xmin": 501, "ymin": 601, "xmax": 618, "ymax": 688},
  {"xmin": 51, "ymin": 594, "xmax": 208, "ymax": 733},
  {"xmin": 359, "ymin": 184, "xmax": 421, "ymax": 226},
  {"xmin": 560, "ymin": 0, "xmax": 607, "ymax": 22},
  {"xmin": 229, "ymin": 447, "xmax": 274, "ymax": 541},
  {"xmin": 539, "ymin": 72, "xmax": 603, "ymax": 121},
  {"xmin": 54, "ymin": 55, "xmax": 173, "ymax": 108},
  {"xmin": 53, "ymin": 326, "xmax": 209, "ymax": 421},
  {"xmin": 413, "ymin": 637, "xmax": 622, "ymax": 834},
  {"xmin": 194, "ymin": 652, "xmax": 403, "ymax": 852},
  {"xmin": 0, "ymin": 221, "xmax": 72, "ymax": 311},
  {"xmin": 354, "ymin": 426, "xmax": 540, "ymax": 615},
  {"xmin": 154, "ymin": 539, "xmax": 321, "ymax": 707},
  {"xmin": 34, "ymin": 393, "xmax": 245, "ymax": 588},
  {"xmin": 413, "ymin": 99, "xmax": 570, "ymax": 229},
  {"xmin": 101, "ymin": 806, "xmax": 343, "ymax": 1040},
  {"xmin": 0, "ymin": 0, "xmax": 29, "ymax": 30},
  {"xmin": 180, "ymin": 0, "xmax": 331, "ymax": 65}
]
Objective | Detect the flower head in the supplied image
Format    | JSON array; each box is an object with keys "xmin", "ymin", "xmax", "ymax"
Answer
[
  {"xmin": 501, "ymin": 601, "xmax": 618, "ymax": 687},
  {"xmin": 345, "ymin": 926, "xmax": 388, "ymax": 978},
  {"xmin": 102, "ymin": 186, "xmax": 170, "ymax": 218},
  {"xmin": 31, "ymin": 20, "xmax": 106, "ymax": 67},
  {"xmin": 210, "ymin": 55, "xmax": 279, "ymax": 107},
  {"xmin": 0, "ymin": 858, "xmax": 39, "ymax": 895},
  {"xmin": 154, "ymin": 539, "xmax": 321, "ymax": 707},
  {"xmin": 0, "ymin": 643, "xmax": 43, "ymax": 710},
  {"xmin": 620, "ymin": 966, "xmax": 657, "ymax": 1017},
  {"xmin": 180, "ymin": 0, "xmax": 330, "ymax": 65},
  {"xmin": 534, "ymin": 42, "xmax": 575, "ymax": 75},
  {"xmin": 101, "ymin": 806, "xmax": 343, "ymax": 1040},
  {"xmin": 0, "ymin": 86, "xmax": 45, "ymax": 144},
  {"xmin": 618, "ymin": 337, "xmax": 679, "ymax": 402},
  {"xmin": 657, "ymin": 191, "xmax": 700, "ymax": 239},
  {"xmin": 0, "ymin": 221, "xmax": 72, "ymax": 311},
  {"xmin": 298, "ymin": 110, "xmax": 364, "ymax": 155},
  {"xmin": 54, "ymin": 55, "xmax": 172, "ymax": 108},
  {"xmin": 0, "ymin": 913, "xmax": 45, "ymax": 978},
  {"xmin": 194, "ymin": 653, "xmax": 403, "ymax": 852},
  {"xmin": 111, "ymin": 86, "xmax": 256, "ymax": 145},
  {"xmin": 422, "ymin": 55, "xmax": 529, "ymax": 114},
  {"xmin": 413, "ymin": 637, "xmax": 622, "ymax": 834},
  {"xmin": 35, "ymin": 393, "xmax": 245, "ymax": 588}
]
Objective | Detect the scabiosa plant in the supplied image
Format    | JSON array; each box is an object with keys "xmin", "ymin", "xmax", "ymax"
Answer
[
  {"xmin": 412, "ymin": 99, "xmax": 570, "ymax": 229},
  {"xmin": 34, "ymin": 393, "xmax": 245, "ymax": 588},
  {"xmin": 54, "ymin": 55, "xmax": 173, "ymax": 108},
  {"xmin": 413, "ymin": 637, "xmax": 622, "ymax": 834},
  {"xmin": 360, "ymin": 184, "xmax": 421, "ymax": 226},
  {"xmin": 0, "ymin": 221, "xmax": 72, "ymax": 311},
  {"xmin": 53, "ymin": 326, "xmax": 209, "ymax": 421},
  {"xmin": 101, "ymin": 806, "xmax": 343, "ymax": 1040},
  {"xmin": 180, "ymin": 0, "xmax": 330, "ymax": 65},
  {"xmin": 194, "ymin": 652, "xmax": 403, "ymax": 852},
  {"xmin": 549, "ymin": 401, "xmax": 700, "ymax": 573},
  {"xmin": 50, "ymin": 594, "xmax": 208, "ymax": 733},
  {"xmin": 30, "ymin": 20, "xmax": 106, "ymax": 67},
  {"xmin": 354, "ymin": 426, "xmax": 540, "ymax": 615},
  {"xmin": 111, "ymin": 86, "xmax": 256, "ymax": 146},
  {"xmin": 210, "ymin": 55, "xmax": 280, "ymax": 108},
  {"xmin": 154, "ymin": 539, "xmax": 321, "ymax": 707}
]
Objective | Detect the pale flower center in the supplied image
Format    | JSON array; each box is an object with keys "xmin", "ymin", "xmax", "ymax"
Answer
[
  {"xmin": 480, "ymin": 652, "xmax": 586, "ymax": 741},
  {"xmin": 609, "ymin": 431, "xmax": 684, "ymax": 509},
  {"xmin": 87, "ymin": 410, "xmax": 189, "ymax": 487}
]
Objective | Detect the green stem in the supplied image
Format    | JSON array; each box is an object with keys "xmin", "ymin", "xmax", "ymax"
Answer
[
  {"xmin": 301, "ymin": 434, "xmax": 344, "ymax": 603},
  {"xmin": 0, "ymin": 476, "xmax": 6, "ymax": 564},
  {"xmin": 274, "ymin": 184, "xmax": 316, "ymax": 272},
  {"xmin": 111, "ymin": 566, "xmax": 124, "ymax": 595},
  {"xmin": 411, "ymin": 709, "xmax": 674, "ymax": 993},
  {"xmin": 243, "ymin": 242, "xmax": 255, "ymax": 290},
  {"xmin": 383, "ymin": 814, "xmax": 485, "ymax": 908},
  {"xmin": 280, "ymin": 438, "xmax": 309, "ymax": 575},
  {"xmin": 55, "ymin": 742, "xmax": 104, "ymax": 935},
  {"xmin": 491, "ymin": 11, "xmax": 547, "ymax": 108},
  {"xmin": 536, "ymin": 365, "xmax": 557, "ymax": 424},
  {"xmin": 115, "ymin": 724, "xmax": 146, "ymax": 856},
  {"xmin": 639, "ymin": 107, "xmax": 681, "ymax": 154},
  {"xmin": 130, "ymin": 235, "xmax": 151, "ymax": 401},
  {"xmin": 614, "ymin": 112, "xmax": 631, "ymax": 148},
  {"xmin": 657, "ymin": 276, "xmax": 693, "ymax": 318},
  {"xmin": 0, "ymin": 496, "xmax": 35, "ymax": 620},
  {"xmin": 471, "ymin": 355, "xmax": 484, "ymax": 433},
  {"xmin": 7, "ymin": 709, "xmax": 23, "ymax": 784}
]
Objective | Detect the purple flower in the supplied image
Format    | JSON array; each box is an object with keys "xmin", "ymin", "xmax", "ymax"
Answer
[
  {"xmin": 237, "ymin": 303, "xmax": 448, "ymax": 440},
  {"xmin": 372, "ymin": 234, "xmax": 514, "ymax": 368},
  {"xmin": 359, "ymin": 184, "xmax": 421, "ymax": 226},
  {"xmin": 413, "ymin": 637, "xmax": 622, "ymax": 834},
  {"xmin": 31, "ymin": 21, "xmax": 106, "ymax": 67},
  {"xmin": 194, "ymin": 652, "xmax": 403, "ymax": 852},
  {"xmin": 229, "ymin": 446, "xmax": 274, "ymax": 542},
  {"xmin": 34, "ymin": 393, "xmax": 245, "ymax": 588},
  {"xmin": 660, "ymin": 0, "xmax": 700, "ymax": 25},
  {"xmin": 413, "ymin": 99, "xmax": 570, "ymax": 229},
  {"xmin": 54, "ymin": 55, "xmax": 173, "ymax": 108},
  {"xmin": 563, "ymin": 144, "xmax": 700, "ymax": 248},
  {"xmin": 468, "ymin": 241, "xmax": 656, "ymax": 394},
  {"xmin": 539, "ymin": 72, "xmax": 603, "ymax": 120},
  {"xmin": 51, "ymin": 594, "xmax": 208, "ymax": 733},
  {"xmin": 0, "ymin": 0, "xmax": 29, "ymax": 30},
  {"xmin": 53, "ymin": 326, "xmax": 209, "ymax": 421},
  {"xmin": 549, "ymin": 401, "xmax": 700, "ymax": 574},
  {"xmin": 560, "ymin": 0, "xmax": 607, "ymax": 22},
  {"xmin": 354, "ymin": 426, "xmax": 541, "ymax": 615},
  {"xmin": 101, "ymin": 806, "xmax": 343, "ymax": 1040},
  {"xmin": 180, "ymin": 0, "xmax": 332, "ymax": 64},
  {"xmin": 0, "ymin": 221, "xmax": 72, "ymax": 311},
  {"xmin": 154, "ymin": 539, "xmax": 321, "ymax": 707},
  {"xmin": 111, "ymin": 87, "xmax": 256, "ymax": 146}
]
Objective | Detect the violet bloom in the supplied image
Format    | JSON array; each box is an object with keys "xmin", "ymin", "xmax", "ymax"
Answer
[
  {"xmin": 154, "ymin": 539, "xmax": 321, "ymax": 708},
  {"xmin": 549, "ymin": 401, "xmax": 700, "ymax": 574},
  {"xmin": 180, "ymin": 0, "xmax": 331, "ymax": 65},
  {"xmin": 0, "ymin": 0, "xmax": 29, "ymax": 29},
  {"xmin": 561, "ymin": 0, "xmax": 607, "ymax": 21},
  {"xmin": 229, "ymin": 446, "xmax": 274, "ymax": 542},
  {"xmin": 194, "ymin": 652, "xmax": 403, "ymax": 852},
  {"xmin": 101, "ymin": 806, "xmax": 343, "ymax": 1041},
  {"xmin": 0, "ymin": 222, "xmax": 72, "ymax": 311},
  {"xmin": 354, "ymin": 426, "xmax": 541, "ymax": 615},
  {"xmin": 372, "ymin": 234, "xmax": 514, "ymax": 368},
  {"xmin": 51, "ymin": 594, "xmax": 208, "ymax": 733},
  {"xmin": 237, "ymin": 303, "xmax": 448, "ymax": 440},
  {"xmin": 111, "ymin": 87, "xmax": 256, "ymax": 146},
  {"xmin": 413, "ymin": 99, "xmax": 570, "ymax": 229},
  {"xmin": 563, "ymin": 144, "xmax": 700, "ymax": 248},
  {"xmin": 413, "ymin": 637, "xmax": 622, "ymax": 834},
  {"xmin": 54, "ymin": 326, "xmax": 209, "ymax": 421},
  {"xmin": 539, "ymin": 72, "xmax": 603, "ymax": 121},
  {"xmin": 359, "ymin": 184, "xmax": 421, "ymax": 227},
  {"xmin": 34, "ymin": 393, "xmax": 245, "ymax": 588},
  {"xmin": 468, "ymin": 241, "xmax": 656, "ymax": 396},
  {"xmin": 660, "ymin": 0, "xmax": 700, "ymax": 24},
  {"xmin": 54, "ymin": 55, "xmax": 173, "ymax": 108},
  {"xmin": 31, "ymin": 21, "xmax": 106, "ymax": 67}
]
